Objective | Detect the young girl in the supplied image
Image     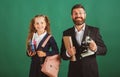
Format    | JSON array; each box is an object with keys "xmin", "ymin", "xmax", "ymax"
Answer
[{"xmin": 26, "ymin": 15, "xmax": 59, "ymax": 77}]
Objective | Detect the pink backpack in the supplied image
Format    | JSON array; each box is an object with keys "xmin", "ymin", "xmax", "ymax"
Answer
[{"xmin": 41, "ymin": 35, "xmax": 61, "ymax": 77}]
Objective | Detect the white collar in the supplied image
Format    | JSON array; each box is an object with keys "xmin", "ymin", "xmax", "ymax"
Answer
[
  {"xmin": 75, "ymin": 23, "xmax": 85, "ymax": 32},
  {"xmin": 32, "ymin": 31, "xmax": 47, "ymax": 41}
]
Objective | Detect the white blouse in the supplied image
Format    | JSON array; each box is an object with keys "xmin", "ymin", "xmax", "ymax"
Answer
[{"xmin": 32, "ymin": 31, "xmax": 47, "ymax": 48}]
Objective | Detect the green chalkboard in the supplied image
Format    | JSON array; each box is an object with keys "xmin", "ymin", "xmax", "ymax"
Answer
[{"xmin": 0, "ymin": 0, "xmax": 120, "ymax": 77}]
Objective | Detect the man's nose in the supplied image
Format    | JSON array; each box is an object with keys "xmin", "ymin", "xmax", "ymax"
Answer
[{"xmin": 76, "ymin": 13, "xmax": 81, "ymax": 17}]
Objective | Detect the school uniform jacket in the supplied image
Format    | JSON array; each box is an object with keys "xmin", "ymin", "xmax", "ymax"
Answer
[
  {"xmin": 60, "ymin": 25, "xmax": 107, "ymax": 77},
  {"xmin": 29, "ymin": 33, "xmax": 59, "ymax": 77}
]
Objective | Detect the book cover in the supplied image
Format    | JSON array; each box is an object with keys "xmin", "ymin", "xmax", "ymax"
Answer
[{"xmin": 63, "ymin": 36, "xmax": 76, "ymax": 61}]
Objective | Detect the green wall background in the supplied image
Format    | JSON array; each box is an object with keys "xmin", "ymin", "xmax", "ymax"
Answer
[{"xmin": 0, "ymin": 0, "xmax": 120, "ymax": 77}]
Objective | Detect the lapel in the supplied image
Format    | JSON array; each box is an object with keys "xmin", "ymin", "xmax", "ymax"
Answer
[
  {"xmin": 36, "ymin": 33, "xmax": 49, "ymax": 50},
  {"xmin": 70, "ymin": 27, "xmax": 76, "ymax": 38},
  {"xmin": 70, "ymin": 27, "xmax": 80, "ymax": 46},
  {"xmin": 81, "ymin": 25, "xmax": 89, "ymax": 43}
]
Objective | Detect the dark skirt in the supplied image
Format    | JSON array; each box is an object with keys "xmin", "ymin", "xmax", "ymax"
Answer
[{"xmin": 29, "ymin": 58, "xmax": 48, "ymax": 77}]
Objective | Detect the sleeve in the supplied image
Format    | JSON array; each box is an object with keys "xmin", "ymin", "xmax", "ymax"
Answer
[
  {"xmin": 94, "ymin": 28, "xmax": 107, "ymax": 55},
  {"xmin": 46, "ymin": 36, "xmax": 59, "ymax": 56}
]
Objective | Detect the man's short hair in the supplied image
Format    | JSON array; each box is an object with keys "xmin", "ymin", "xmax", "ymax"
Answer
[{"xmin": 71, "ymin": 4, "xmax": 85, "ymax": 15}]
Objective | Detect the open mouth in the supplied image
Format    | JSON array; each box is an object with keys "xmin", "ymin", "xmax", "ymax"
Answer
[{"xmin": 75, "ymin": 17, "xmax": 83, "ymax": 21}]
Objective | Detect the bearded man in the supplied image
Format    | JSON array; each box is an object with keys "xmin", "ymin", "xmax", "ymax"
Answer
[{"xmin": 60, "ymin": 4, "xmax": 107, "ymax": 77}]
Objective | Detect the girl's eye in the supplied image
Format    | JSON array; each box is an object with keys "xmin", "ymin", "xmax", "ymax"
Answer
[
  {"xmin": 36, "ymin": 23, "xmax": 39, "ymax": 25},
  {"xmin": 41, "ymin": 22, "xmax": 43, "ymax": 24}
]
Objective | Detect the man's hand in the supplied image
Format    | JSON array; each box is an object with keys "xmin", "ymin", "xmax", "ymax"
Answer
[
  {"xmin": 67, "ymin": 46, "xmax": 76, "ymax": 57},
  {"xmin": 89, "ymin": 40, "xmax": 97, "ymax": 51}
]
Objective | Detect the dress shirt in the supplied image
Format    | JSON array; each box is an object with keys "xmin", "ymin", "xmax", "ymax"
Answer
[
  {"xmin": 75, "ymin": 24, "xmax": 85, "ymax": 45},
  {"xmin": 32, "ymin": 31, "xmax": 47, "ymax": 48}
]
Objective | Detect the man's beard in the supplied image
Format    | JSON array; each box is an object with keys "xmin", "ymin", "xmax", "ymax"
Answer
[{"xmin": 72, "ymin": 17, "xmax": 85, "ymax": 25}]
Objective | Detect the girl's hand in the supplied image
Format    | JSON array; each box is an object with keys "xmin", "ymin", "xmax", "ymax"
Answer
[
  {"xmin": 37, "ymin": 51, "xmax": 46, "ymax": 57},
  {"xmin": 27, "ymin": 51, "xmax": 36, "ymax": 57}
]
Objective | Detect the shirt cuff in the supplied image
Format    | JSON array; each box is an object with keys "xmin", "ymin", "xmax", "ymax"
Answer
[{"xmin": 66, "ymin": 51, "xmax": 71, "ymax": 57}]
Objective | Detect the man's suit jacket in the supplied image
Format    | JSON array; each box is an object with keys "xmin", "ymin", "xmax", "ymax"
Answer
[{"xmin": 60, "ymin": 25, "xmax": 107, "ymax": 77}]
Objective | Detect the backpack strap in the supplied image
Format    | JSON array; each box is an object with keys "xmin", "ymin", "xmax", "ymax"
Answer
[{"xmin": 41, "ymin": 35, "xmax": 52, "ymax": 48}]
